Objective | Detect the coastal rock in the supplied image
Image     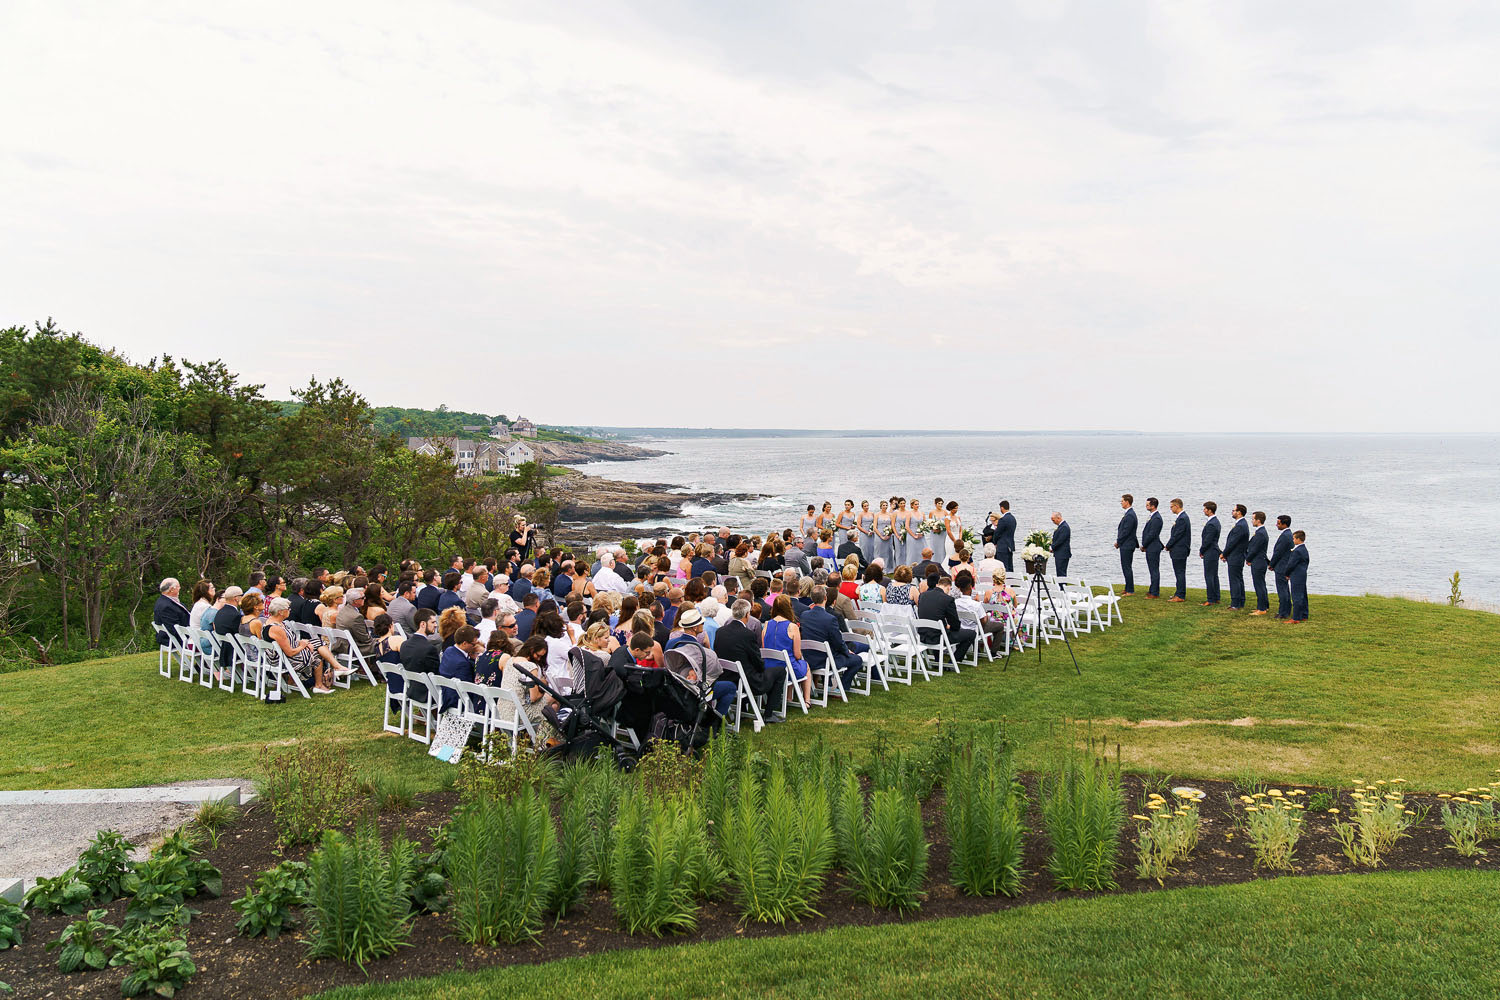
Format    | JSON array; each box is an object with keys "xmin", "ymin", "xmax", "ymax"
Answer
[
  {"xmin": 553, "ymin": 470, "xmax": 760, "ymax": 523},
  {"xmin": 530, "ymin": 440, "xmax": 665, "ymax": 464}
]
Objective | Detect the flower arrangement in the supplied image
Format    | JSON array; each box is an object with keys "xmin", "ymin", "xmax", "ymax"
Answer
[
  {"xmin": 1024, "ymin": 529, "xmax": 1052, "ymax": 553},
  {"xmin": 918, "ymin": 517, "xmax": 945, "ymax": 535},
  {"xmin": 959, "ymin": 526, "xmax": 981, "ymax": 549},
  {"xmin": 1021, "ymin": 544, "xmax": 1049, "ymax": 561}
]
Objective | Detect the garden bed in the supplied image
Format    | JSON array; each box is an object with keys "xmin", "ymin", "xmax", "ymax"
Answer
[{"xmin": 3, "ymin": 767, "xmax": 1495, "ymax": 1000}]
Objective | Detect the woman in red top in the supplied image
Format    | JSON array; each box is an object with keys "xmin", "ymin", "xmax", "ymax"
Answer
[{"xmin": 838, "ymin": 562, "xmax": 860, "ymax": 600}]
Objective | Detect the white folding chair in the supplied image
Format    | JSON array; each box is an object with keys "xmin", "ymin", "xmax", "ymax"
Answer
[
  {"xmin": 404, "ymin": 671, "xmax": 436, "ymax": 745},
  {"xmin": 1083, "ymin": 577, "xmax": 1123, "ymax": 625},
  {"xmin": 801, "ymin": 639, "xmax": 849, "ymax": 707},
  {"xmin": 173, "ymin": 625, "xmax": 200, "ymax": 683},
  {"xmin": 157, "ymin": 627, "xmax": 182, "ymax": 678},
  {"xmin": 480, "ymin": 687, "xmax": 536, "ymax": 753},
  {"xmin": 720, "ymin": 660, "xmax": 765, "ymax": 733},
  {"xmin": 382, "ymin": 665, "xmax": 408, "ymax": 735},
  {"xmin": 913, "ymin": 618, "xmax": 959, "ymax": 675},
  {"xmin": 955, "ymin": 607, "xmax": 989, "ymax": 667},
  {"xmin": 876, "ymin": 609, "xmax": 931, "ymax": 681},
  {"xmin": 250, "ymin": 635, "xmax": 311, "ymax": 699},
  {"xmin": 842, "ymin": 630, "xmax": 886, "ymax": 694},
  {"xmin": 761, "ymin": 647, "xmax": 809, "ymax": 715}
]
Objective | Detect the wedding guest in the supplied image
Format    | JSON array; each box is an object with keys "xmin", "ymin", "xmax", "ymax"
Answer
[
  {"xmin": 363, "ymin": 582, "xmax": 387, "ymax": 622},
  {"xmin": 917, "ymin": 573, "xmax": 976, "ymax": 662},
  {"xmin": 973, "ymin": 543, "xmax": 1003, "ymax": 584},
  {"xmin": 1284, "ymin": 531, "xmax": 1310, "ymax": 623},
  {"xmin": 1050, "ymin": 512, "xmax": 1072, "ymax": 576},
  {"xmin": 264, "ymin": 596, "xmax": 337, "ymax": 694},
  {"xmin": 885, "ymin": 565, "xmax": 916, "ymax": 607},
  {"xmin": 414, "ymin": 569, "xmax": 442, "ymax": 611},
  {"xmin": 153, "ymin": 577, "xmax": 191, "ymax": 648},
  {"xmin": 1115, "ymin": 494, "xmax": 1138, "ymax": 594},
  {"xmin": 816, "ymin": 529, "xmax": 837, "ymax": 565},
  {"xmin": 188, "ymin": 580, "xmax": 215, "ymax": 635},
  {"xmin": 994, "ymin": 501, "xmax": 1017, "ymax": 572},
  {"xmin": 1222, "ymin": 504, "xmax": 1249, "ymax": 611},
  {"xmin": 836, "ymin": 531, "xmax": 863, "ymax": 567},
  {"xmin": 1200, "ymin": 502, "xmax": 1222, "ymax": 606},
  {"xmin": 857, "ymin": 563, "xmax": 886, "ymax": 604},
  {"xmin": 1269, "ymin": 516, "xmax": 1295, "ymax": 619},
  {"xmin": 763, "ymin": 594, "xmax": 812, "ymax": 705},
  {"xmin": 1165, "ymin": 499, "xmax": 1191, "ymax": 602},
  {"xmin": 1247, "ymin": 511, "xmax": 1271, "ymax": 615},
  {"xmin": 713, "ymin": 600, "xmax": 785, "ymax": 723},
  {"xmin": 801, "ymin": 586, "xmax": 867, "ymax": 690},
  {"xmin": 1141, "ymin": 498, "xmax": 1164, "ymax": 598}
]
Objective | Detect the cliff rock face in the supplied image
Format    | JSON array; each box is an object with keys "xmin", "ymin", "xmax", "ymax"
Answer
[
  {"xmin": 530, "ymin": 440, "xmax": 665, "ymax": 464},
  {"xmin": 554, "ymin": 471, "xmax": 755, "ymax": 522}
]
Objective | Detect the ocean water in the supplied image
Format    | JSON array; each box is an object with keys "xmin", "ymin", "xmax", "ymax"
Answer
[{"xmin": 574, "ymin": 433, "xmax": 1500, "ymax": 605}]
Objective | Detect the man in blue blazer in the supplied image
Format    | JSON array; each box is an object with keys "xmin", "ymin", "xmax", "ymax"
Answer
[
  {"xmin": 1221, "ymin": 504, "xmax": 1250, "ymax": 610},
  {"xmin": 1115, "ymin": 494, "xmax": 1138, "ymax": 594},
  {"xmin": 1140, "ymin": 497, "xmax": 1164, "ymax": 598},
  {"xmin": 1268, "ymin": 516, "xmax": 1294, "ymax": 619},
  {"xmin": 1283, "ymin": 531, "xmax": 1310, "ymax": 623},
  {"xmin": 800, "ymin": 585, "xmax": 866, "ymax": 689},
  {"xmin": 1246, "ymin": 511, "xmax": 1271, "ymax": 615},
  {"xmin": 1165, "ymin": 498, "xmax": 1191, "ymax": 601},
  {"xmin": 1199, "ymin": 501, "xmax": 1221, "ymax": 606},
  {"xmin": 994, "ymin": 501, "xmax": 1017, "ymax": 572},
  {"xmin": 1050, "ymin": 511, "xmax": 1071, "ymax": 576}
]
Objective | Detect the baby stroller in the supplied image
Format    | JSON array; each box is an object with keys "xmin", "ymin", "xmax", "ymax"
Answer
[
  {"xmin": 511, "ymin": 649, "xmax": 639, "ymax": 768},
  {"xmin": 656, "ymin": 641, "xmax": 724, "ymax": 754}
]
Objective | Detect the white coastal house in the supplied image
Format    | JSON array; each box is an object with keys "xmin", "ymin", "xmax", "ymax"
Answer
[
  {"xmin": 406, "ymin": 436, "xmax": 507, "ymax": 475},
  {"xmin": 505, "ymin": 441, "xmax": 536, "ymax": 468}
]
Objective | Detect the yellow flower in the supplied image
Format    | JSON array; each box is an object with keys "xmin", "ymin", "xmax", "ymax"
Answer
[
  {"xmin": 1239, "ymin": 795, "xmax": 1254, "ymax": 803},
  {"xmin": 1376, "ymin": 780, "xmax": 1387, "ymax": 785},
  {"xmin": 1268, "ymin": 789, "xmax": 1284, "ymax": 797},
  {"xmin": 1132, "ymin": 814, "xmax": 1152, "ymax": 821},
  {"xmin": 1438, "ymin": 794, "xmax": 1451, "ymax": 799},
  {"xmin": 1392, "ymin": 778, "xmax": 1406, "ymax": 784},
  {"xmin": 1403, "ymin": 809, "xmax": 1415, "ymax": 815},
  {"xmin": 1327, "ymin": 808, "xmax": 1340, "ymax": 814}
]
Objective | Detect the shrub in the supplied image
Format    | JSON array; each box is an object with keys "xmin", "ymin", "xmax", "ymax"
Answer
[
  {"xmin": 446, "ymin": 789, "xmax": 559, "ymax": 944},
  {"xmin": 454, "ymin": 734, "xmax": 557, "ymax": 804},
  {"xmin": 46, "ymin": 908, "xmax": 118, "ymax": 972},
  {"xmin": 569, "ymin": 754, "xmax": 628, "ymax": 889},
  {"xmin": 193, "ymin": 799, "xmax": 237, "ymax": 831},
  {"xmin": 259, "ymin": 741, "xmax": 359, "ymax": 847},
  {"xmin": 719, "ymin": 765, "xmax": 834, "ymax": 925},
  {"xmin": 110, "ymin": 920, "xmax": 196, "ymax": 998},
  {"xmin": 945, "ymin": 733, "xmax": 1026, "ymax": 896},
  {"xmin": 1239, "ymin": 790, "xmax": 1307, "ymax": 870},
  {"xmin": 1333, "ymin": 780, "xmax": 1426, "ymax": 867},
  {"xmin": 0, "ymin": 899, "xmax": 26, "ymax": 951},
  {"xmin": 1041, "ymin": 730, "xmax": 1124, "ymax": 891},
  {"xmin": 305, "ymin": 825, "xmax": 415, "ymax": 969},
  {"xmin": 232, "ymin": 861, "xmax": 311, "ymax": 939},
  {"xmin": 834, "ymin": 773, "xmax": 928, "ymax": 912},
  {"xmin": 698, "ymin": 730, "xmax": 749, "ymax": 834},
  {"xmin": 609, "ymin": 791, "xmax": 713, "ymax": 935},
  {"xmin": 77, "ymin": 829, "xmax": 137, "ymax": 903},
  {"xmin": 362, "ymin": 771, "xmax": 418, "ymax": 813},
  {"xmin": 121, "ymin": 830, "xmax": 222, "ymax": 928},
  {"xmin": 24, "ymin": 870, "xmax": 93, "ymax": 915},
  {"xmin": 1133, "ymin": 789, "xmax": 1204, "ymax": 883},
  {"xmin": 635, "ymin": 739, "xmax": 701, "ymax": 800}
]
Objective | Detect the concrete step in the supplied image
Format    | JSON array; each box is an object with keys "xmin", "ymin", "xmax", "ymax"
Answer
[{"xmin": 0, "ymin": 785, "xmax": 241, "ymax": 807}]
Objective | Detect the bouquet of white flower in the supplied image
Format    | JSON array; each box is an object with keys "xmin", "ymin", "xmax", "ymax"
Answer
[
  {"xmin": 960, "ymin": 526, "xmax": 981, "ymax": 549},
  {"xmin": 1022, "ymin": 543, "xmax": 1049, "ymax": 561},
  {"xmin": 918, "ymin": 516, "xmax": 945, "ymax": 535},
  {"xmin": 1024, "ymin": 529, "xmax": 1053, "ymax": 552}
]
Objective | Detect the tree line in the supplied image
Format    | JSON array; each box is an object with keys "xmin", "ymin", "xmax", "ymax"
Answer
[{"xmin": 0, "ymin": 319, "xmax": 558, "ymax": 664}]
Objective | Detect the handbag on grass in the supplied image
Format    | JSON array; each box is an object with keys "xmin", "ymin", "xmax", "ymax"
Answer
[{"xmin": 429, "ymin": 712, "xmax": 475, "ymax": 764}]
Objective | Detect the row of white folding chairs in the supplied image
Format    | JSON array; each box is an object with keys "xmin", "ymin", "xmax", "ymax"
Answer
[
  {"xmin": 381, "ymin": 665, "xmax": 538, "ymax": 753},
  {"xmin": 163, "ymin": 624, "xmax": 312, "ymax": 699}
]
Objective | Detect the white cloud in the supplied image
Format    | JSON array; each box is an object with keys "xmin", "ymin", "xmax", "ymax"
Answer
[{"xmin": 0, "ymin": 0, "xmax": 1495, "ymax": 429}]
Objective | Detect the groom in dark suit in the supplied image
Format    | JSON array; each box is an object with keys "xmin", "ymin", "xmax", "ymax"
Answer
[
  {"xmin": 1050, "ymin": 512, "xmax": 1071, "ymax": 576},
  {"xmin": 1268, "ymin": 516, "xmax": 1294, "ymax": 619},
  {"xmin": 1165, "ymin": 499, "xmax": 1191, "ymax": 601},
  {"xmin": 1246, "ymin": 512, "xmax": 1270, "ymax": 615},
  {"xmin": 994, "ymin": 501, "xmax": 1017, "ymax": 572},
  {"xmin": 1199, "ymin": 501, "xmax": 1221, "ymax": 606},
  {"xmin": 1115, "ymin": 494, "xmax": 1138, "ymax": 594},
  {"xmin": 1140, "ymin": 498, "xmax": 1164, "ymax": 598},
  {"xmin": 1221, "ymin": 504, "xmax": 1249, "ymax": 610}
]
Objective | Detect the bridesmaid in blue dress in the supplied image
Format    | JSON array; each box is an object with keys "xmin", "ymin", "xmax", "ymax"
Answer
[
  {"xmin": 857, "ymin": 501, "xmax": 875, "ymax": 563},
  {"xmin": 891, "ymin": 498, "xmax": 908, "ymax": 568},
  {"xmin": 905, "ymin": 501, "xmax": 926, "ymax": 567},
  {"xmin": 836, "ymin": 500, "xmax": 856, "ymax": 550},
  {"xmin": 815, "ymin": 501, "xmax": 833, "ymax": 553},
  {"xmin": 874, "ymin": 500, "xmax": 895, "ymax": 569},
  {"xmin": 799, "ymin": 504, "xmax": 819, "ymax": 556}
]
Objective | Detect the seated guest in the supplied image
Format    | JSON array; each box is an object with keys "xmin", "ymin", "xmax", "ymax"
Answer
[
  {"xmin": 385, "ymin": 578, "xmax": 417, "ymax": 633},
  {"xmin": 437, "ymin": 606, "xmax": 469, "ymax": 649},
  {"xmin": 763, "ymin": 594, "xmax": 811, "ymax": 705},
  {"xmin": 245, "ymin": 571, "xmax": 266, "ymax": 600},
  {"xmin": 371, "ymin": 613, "xmax": 401, "ymax": 683},
  {"xmin": 836, "ymin": 532, "xmax": 864, "ymax": 568},
  {"xmin": 514, "ymin": 593, "xmax": 540, "ymax": 640},
  {"xmin": 264, "ymin": 596, "xmax": 338, "ymax": 694},
  {"xmin": 363, "ymin": 582, "xmax": 387, "ymax": 622},
  {"xmin": 800, "ymin": 585, "xmax": 869, "ymax": 690},
  {"xmin": 980, "ymin": 568, "xmax": 1015, "ymax": 610},
  {"xmin": 916, "ymin": 573, "xmax": 976, "ymax": 662},
  {"xmin": 335, "ymin": 587, "xmax": 377, "ymax": 662},
  {"xmin": 690, "ymin": 544, "xmax": 716, "ymax": 580},
  {"xmin": 188, "ymin": 580, "xmax": 215, "ymax": 635},
  {"xmin": 316, "ymin": 585, "xmax": 344, "ymax": 628},
  {"xmin": 396, "ymin": 609, "xmax": 441, "ymax": 708},
  {"xmin": 728, "ymin": 542, "xmax": 756, "ymax": 590},
  {"xmin": 488, "ymin": 574, "xmax": 519, "ymax": 613},
  {"xmin": 285, "ymin": 578, "xmax": 309, "ymax": 623},
  {"xmin": 954, "ymin": 570, "xmax": 1004, "ymax": 654},
  {"xmin": 211, "ymin": 586, "xmax": 245, "ymax": 671},
  {"xmin": 838, "ymin": 564, "xmax": 860, "ymax": 600},
  {"xmin": 238, "ymin": 592, "xmax": 267, "ymax": 638},
  {"xmin": 664, "ymin": 608, "xmax": 736, "ymax": 718},
  {"xmin": 698, "ymin": 596, "xmax": 731, "ymax": 630},
  {"xmin": 153, "ymin": 577, "xmax": 192, "ymax": 647},
  {"xmin": 294, "ymin": 579, "xmax": 324, "ymax": 625},
  {"xmin": 438, "ymin": 625, "xmax": 482, "ymax": 711},
  {"xmin": 466, "ymin": 566, "xmax": 492, "ymax": 610},
  {"xmin": 912, "ymin": 547, "xmax": 940, "ymax": 580},
  {"xmin": 830, "ymin": 577, "xmax": 859, "ymax": 623},
  {"xmin": 885, "ymin": 565, "xmax": 917, "ymax": 607},
  {"xmin": 414, "ymin": 569, "xmax": 442, "ymax": 611},
  {"xmin": 476, "ymin": 598, "xmax": 503, "ymax": 646},
  {"xmin": 593, "ymin": 553, "xmax": 629, "ymax": 595},
  {"xmin": 713, "ymin": 599, "xmax": 786, "ymax": 722},
  {"xmin": 816, "ymin": 530, "xmax": 837, "ymax": 565},
  {"xmin": 857, "ymin": 564, "xmax": 886, "ymax": 604},
  {"xmin": 437, "ymin": 571, "xmax": 466, "ymax": 613},
  {"xmin": 973, "ymin": 543, "xmax": 1004, "ymax": 585}
]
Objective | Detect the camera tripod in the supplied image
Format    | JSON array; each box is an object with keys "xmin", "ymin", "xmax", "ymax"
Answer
[{"xmin": 1003, "ymin": 563, "xmax": 1080, "ymax": 674}]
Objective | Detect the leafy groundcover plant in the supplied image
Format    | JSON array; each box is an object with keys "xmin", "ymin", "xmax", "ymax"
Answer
[
  {"xmin": 1041, "ymin": 730, "xmax": 1124, "ymax": 891},
  {"xmin": 446, "ymin": 789, "xmax": 558, "ymax": 945},
  {"xmin": 1133, "ymin": 789, "xmax": 1204, "ymax": 883},
  {"xmin": 945, "ymin": 730, "xmax": 1026, "ymax": 896},
  {"xmin": 111, "ymin": 920, "xmax": 196, "ymax": 998},
  {"xmin": 834, "ymin": 772, "xmax": 928, "ymax": 912},
  {"xmin": 1333, "ymin": 779, "xmax": 1426, "ymax": 867},
  {"xmin": 258, "ymin": 741, "xmax": 359, "ymax": 847},
  {"xmin": 1239, "ymin": 789, "xmax": 1308, "ymax": 870},
  {"xmin": 232, "ymin": 860, "xmax": 311, "ymax": 939},
  {"xmin": 46, "ymin": 908, "xmax": 118, "ymax": 972},
  {"xmin": 305, "ymin": 824, "xmax": 415, "ymax": 970},
  {"xmin": 0, "ymin": 899, "xmax": 26, "ymax": 951}
]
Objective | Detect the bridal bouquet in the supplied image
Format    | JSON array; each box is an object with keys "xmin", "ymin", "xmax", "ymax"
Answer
[
  {"xmin": 1023, "ymin": 529, "xmax": 1053, "ymax": 553},
  {"xmin": 960, "ymin": 526, "xmax": 981, "ymax": 549},
  {"xmin": 918, "ymin": 516, "xmax": 945, "ymax": 535}
]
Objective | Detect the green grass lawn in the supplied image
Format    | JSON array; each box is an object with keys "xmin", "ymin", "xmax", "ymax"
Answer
[
  {"xmin": 1, "ymin": 591, "xmax": 1496, "ymax": 793},
  {"xmin": 313, "ymin": 869, "xmax": 1500, "ymax": 1000}
]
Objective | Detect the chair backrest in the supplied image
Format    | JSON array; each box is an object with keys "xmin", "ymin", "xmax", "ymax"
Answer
[
  {"xmin": 383, "ymin": 664, "xmax": 408, "ymax": 694},
  {"xmin": 801, "ymin": 639, "xmax": 832, "ymax": 665},
  {"xmin": 760, "ymin": 647, "xmax": 791, "ymax": 666},
  {"xmin": 173, "ymin": 624, "xmax": 197, "ymax": 650}
]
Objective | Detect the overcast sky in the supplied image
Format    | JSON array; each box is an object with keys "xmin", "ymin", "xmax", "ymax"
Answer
[{"xmin": 2, "ymin": 1, "xmax": 1497, "ymax": 431}]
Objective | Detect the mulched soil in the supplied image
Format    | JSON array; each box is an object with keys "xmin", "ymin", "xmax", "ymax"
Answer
[{"xmin": 3, "ymin": 775, "xmax": 1494, "ymax": 1000}]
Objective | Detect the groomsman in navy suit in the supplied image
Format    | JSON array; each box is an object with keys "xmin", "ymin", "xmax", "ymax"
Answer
[
  {"xmin": 1140, "ymin": 498, "xmax": 1164, "ymax": 598},
  {"xmin": 1050, "ymin": 511, "xmax": 1071, "ymax": 576},
  {"xmin": 1268, "ymin": 516, "xmax": 1294, "ymax": 619},
  {"xmin": 1221, "ymin": 504, "xmax": 1249, "ymax": 610},
  {"xmin": 1246, "ymin": 511, "xmax": 1270, "ymax": 615},
  {"xmin": 994, "ymin": 501, "xmax": 1017, "ymax": 572},
  {"xmin": 1283, "ymin": 531, "xmax": 1310, "ymax": 622},
  {"xmin": 1165, "ymin": 498, "xmax": 1191, "ymax": 601},
  {"xmin": 1199, "ymin": 501, "xmax": 1221, "ymax": 605},
  {"xmin": 1115, "ymin": 494, "xmax": 1138, "ymax": 594}
]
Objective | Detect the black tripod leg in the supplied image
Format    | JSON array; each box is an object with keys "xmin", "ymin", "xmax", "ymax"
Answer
[
  {"xmin": 1038, "ymin": 577, "xmax": 1081, "ymax": 675},
  {"xmin": 1003, "ymin": 572, "xmax": 1039, "ymax": 671}
]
